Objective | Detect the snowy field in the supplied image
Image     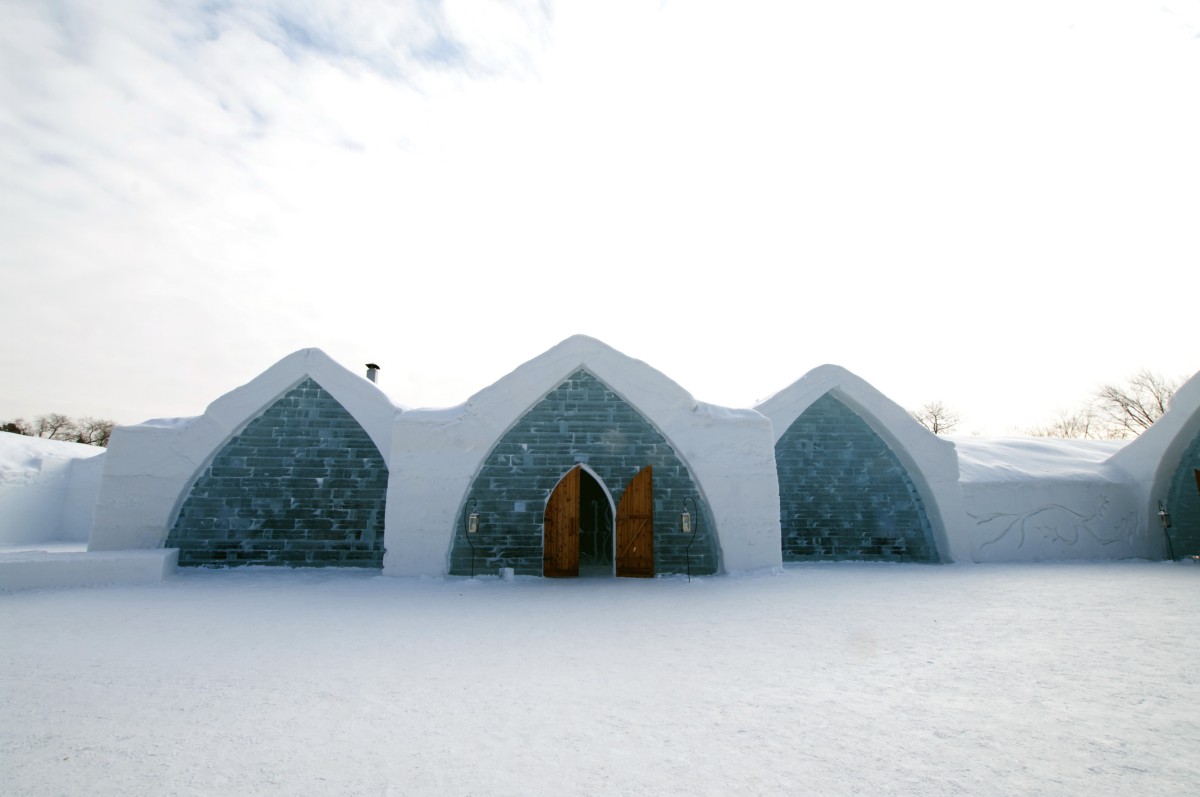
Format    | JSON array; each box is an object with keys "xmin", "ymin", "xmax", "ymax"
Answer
[{"xmin": 3, "ymin": 562, "xmax": 1198, "ymax": 796}]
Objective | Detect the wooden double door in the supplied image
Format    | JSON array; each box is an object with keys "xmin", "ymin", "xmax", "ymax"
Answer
[{"xmin": 544, "ymin": 466, "xmax": 654, "ymax": 578}]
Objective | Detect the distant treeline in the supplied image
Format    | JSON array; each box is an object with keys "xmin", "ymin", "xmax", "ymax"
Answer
[{"xmin": 1, "ymin": 413, "xmax": 115, "ymax": 447}]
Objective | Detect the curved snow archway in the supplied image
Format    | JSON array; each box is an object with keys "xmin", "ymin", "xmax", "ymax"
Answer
[
  {"xmin": 1109, "ymin": 368, "xmax": 1200, "ymax": 559},
  {"xmin": 90, "ymin": 349, "xmax": 400, "ymax": 553},
  {"xmin": 384, "ymin": 335, "xmax": 781, "ymax": 577},
  {"xmin": 756, "ymin": 365, "xmax": 967, "ymax": 563}
]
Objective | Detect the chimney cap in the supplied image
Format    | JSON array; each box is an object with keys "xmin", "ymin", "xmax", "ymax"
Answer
[{"xmin": 365, "ymin": 363, "xmax": 381, "ymax": 370}]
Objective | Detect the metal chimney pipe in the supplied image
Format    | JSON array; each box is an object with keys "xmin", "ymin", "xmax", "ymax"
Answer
[{"xmin": 366, "ymin": 363, "xmax": 380, "ymax": 383}]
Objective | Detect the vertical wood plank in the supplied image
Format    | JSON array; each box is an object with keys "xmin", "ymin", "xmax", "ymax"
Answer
[
  {"xmin": 544, "ymin": 466, "xmax": 581, "ymax": 577},
  {"xmin": 616, "ymin": 466, "xmax": 654, "ymax": 578}
]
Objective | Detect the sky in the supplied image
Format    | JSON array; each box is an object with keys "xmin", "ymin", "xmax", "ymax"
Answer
[{"xmin": 2, "ymin": 0, "xmax": 1198, "ymax": 436}]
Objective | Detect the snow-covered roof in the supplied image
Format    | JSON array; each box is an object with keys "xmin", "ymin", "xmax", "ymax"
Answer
[{"xmin": 953, "ymin": 437, "xmax": 1128, "ymax": 482}]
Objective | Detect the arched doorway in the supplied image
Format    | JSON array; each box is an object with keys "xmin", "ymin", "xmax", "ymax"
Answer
[
  {"xmin": 579, "ymin": 468, "xmax": 614, "ymax": 575},
  {"xmin": 544, "ymin": 466, "xmax": 611, "ymax": 577},
  {"xmin": 544, "ymin": 465, "xmax": 654, "ymax": 578}
]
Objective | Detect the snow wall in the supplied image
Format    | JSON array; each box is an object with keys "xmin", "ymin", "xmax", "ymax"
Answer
[
  {"xmin": 0, "ymin": 432, "xmax": 106, "ymax": 545},
  {"xmin": 80, "ymin": 339, "xmax": 1200, "ymax": 573},
  {"xmin": 956, "ymin": 439, "xmax": 1155, "ymax": 562}
]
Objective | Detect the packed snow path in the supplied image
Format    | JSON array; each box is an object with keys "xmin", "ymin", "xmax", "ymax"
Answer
[{"xmin": 3, "ymin": 563, "xmax": 1198, "ymax": 796}]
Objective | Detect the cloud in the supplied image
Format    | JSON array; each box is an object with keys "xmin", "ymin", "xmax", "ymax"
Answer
[{"xmin": 1, "ymin": 1, "xmax": 1198, "ymax": 433}]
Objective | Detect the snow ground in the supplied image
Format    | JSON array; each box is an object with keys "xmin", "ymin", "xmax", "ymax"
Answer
[{"xmin": 3, "ymin": 563, "xmax": 1198, "ymax": 796}]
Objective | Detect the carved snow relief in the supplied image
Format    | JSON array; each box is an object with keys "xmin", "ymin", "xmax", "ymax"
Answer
[
  {"xmin": 962, "ymin": 483, "xmax": 1151, "ymax": 562},
  {"xmin": 969, "ymin": 495, "xmax": 1138, "ymax": 550}
]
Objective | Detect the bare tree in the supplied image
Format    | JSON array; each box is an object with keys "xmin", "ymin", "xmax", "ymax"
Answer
[
  {"xmin": 33, "ymin": 413, "xmax": 78, "ymax": 441},
  {"xmin": 1092, "ymin": 370, "xmax": 1179, "ymax": 438},
  {"xmin": 1, "ymin": 413, "xmax": 116, "ymax": 446},
  {"xmin": 74, "ymin": 417, "xmax": 115, "ymax": 447},
  {"xmin": 1027, "ymin": 370, "xmax": 1181, "ymax": 439},
  {"xmin": 1027, "ymin": 408, "xmax": 1100, "ymax": 439},
  {"xmin": 910, "ymin": 401, "xmax": 960, "ymax": 435}
]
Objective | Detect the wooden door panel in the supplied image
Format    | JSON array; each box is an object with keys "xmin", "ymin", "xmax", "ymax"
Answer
[
  {"xmin": 616, "ymin": 466, "xmax": 654, "ymax": 578},
  {"xmin": 544, "ymin": 467, "xmax": 580, "ymax": 577}
]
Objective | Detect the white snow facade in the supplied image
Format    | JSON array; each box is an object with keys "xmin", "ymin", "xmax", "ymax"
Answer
[{"xmin": 11, "ymin": 335, "xmax": 1198, "ymax": 578}]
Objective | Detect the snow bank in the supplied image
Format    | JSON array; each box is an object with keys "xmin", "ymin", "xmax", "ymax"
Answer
[
  {"xmin": 0, "ymin": 547, "xmax": 178, "ymax": 590},
  {"xmin": 0, "ymin": 432, "xmax": 105, "ymax": 545},
  {"xmin": 954, "ymin": 437, "xmax": 1127, "ymax": 482}
]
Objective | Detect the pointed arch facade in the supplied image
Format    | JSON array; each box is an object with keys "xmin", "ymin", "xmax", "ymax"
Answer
[
  {"xmin": 756, "ymin": 365, "xmax": 966, "ymax": 563},
  {"xmin": 774, "ymin": 392, "xmax": 937, "ymax": 561},
  {"xmin": 1110, "ymin": 369, "xmax": 1200, "ymax": 559},
  {"xmin": 446, "ymin": 369, "xmax": 710, "ymax": 576},
  {"xmin": 166, "ymin": 377, "xmax": 388, "ymax": 567},
  {"xmin": 384, "ymin": 336, "xmax": 781, "ymax": 577},
  {"xmin": 1164, "ymin": 435, "xmax": 1200, "ymax": 557},
  {"xmin": 90, "ymin": 349, "xmax": 399, "ymax": 557}
]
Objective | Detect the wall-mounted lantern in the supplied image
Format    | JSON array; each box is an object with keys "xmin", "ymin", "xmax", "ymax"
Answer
[
  {"xmin": 1158, "ymin": 500, "xmax": 1175, "ymax": 562},
  {"xmin": 680, "ymin": 496, "xmax": 699, "ymax": 582},
  {"xmin": 464, "ymin": 497, "xmax": 479, "ymax": 577}
]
